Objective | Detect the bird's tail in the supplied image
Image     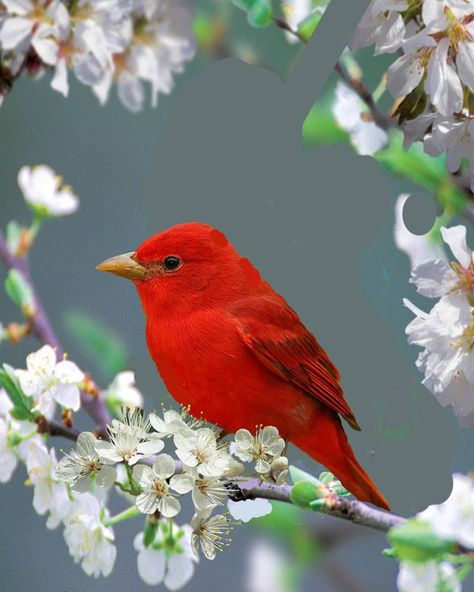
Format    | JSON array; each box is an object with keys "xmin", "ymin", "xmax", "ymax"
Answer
[{"xmin": 292, "ymin": 410, "xmax": 390, "ymax": 511}]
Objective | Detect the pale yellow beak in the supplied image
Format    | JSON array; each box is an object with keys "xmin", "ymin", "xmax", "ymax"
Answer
[{"xmin": 96, "ymin": 252, "xmax": 148, "ymax": 280}]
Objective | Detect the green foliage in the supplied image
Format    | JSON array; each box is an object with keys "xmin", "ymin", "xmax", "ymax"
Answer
[
  {"xmin": 5, "ymin": 221, "xmax": 22, "ymax": 255},
  {"xmin": 0, "ymin": 364, "xmax": 34, "ymax": 420},
  {"xmin": 303, "ymin": 99, "xmax": 349, "ymax": 145},
  {"xmin": 4, "ymin": 269, "xmax": 35, "ymax": 315},
  {"xmin": 63, "ymin": 310, "xmax": 127, "ymax": 381},
  {"xmin": 388, "ymin": 520, "xmax": 454, "ymax": 563},
  {"xmin": 375, "ymin": 132, "xmax": 466, "ymax": 215},
  {"xmin": 297, "ymin": 11, "xmax": 322, "ymax": 42},
  {"xmin": 231, "ymin": 0, "xmax": 273, "ymax": 27}
]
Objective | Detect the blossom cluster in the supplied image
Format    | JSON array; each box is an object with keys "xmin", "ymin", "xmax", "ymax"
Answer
[
  {"xmin": 402, "ymin": 223, "xmax": 474, "ymax": 425},
  {"xmin": 351, "ymin": 0, "xmax": 474, "ymax": 190},
  {"xmin": 0, "ymin": 342, "xmax": 288, "ymax": 586},
  {"xmin": 0, "ymin": 0, "xmax": 196, "ymax": 111}
]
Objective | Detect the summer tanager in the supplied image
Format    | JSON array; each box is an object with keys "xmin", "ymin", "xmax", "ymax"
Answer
[{"xmin": 97, "ymin": 222, "xmax": 389, "ymax": 510}]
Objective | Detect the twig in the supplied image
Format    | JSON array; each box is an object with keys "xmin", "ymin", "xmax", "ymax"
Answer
[
  {"xmin": 35, "ymin": 416, "xmax": 81, "ymax": 442},
  {"xmin": 334, "ymin": 62, "xmax": 394, "ymax": 130},
  {"xmin": 230, "ymin": 479, "xmax": 406, "ymax": 533},
  {"xmin": 0, "ymin": 229, "xmax": 111, "ymax": 427}
]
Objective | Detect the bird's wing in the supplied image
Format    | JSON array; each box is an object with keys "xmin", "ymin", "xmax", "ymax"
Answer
[{"xmin": 231, "ymin": 294, "xmax": 361, "ymax": 431}]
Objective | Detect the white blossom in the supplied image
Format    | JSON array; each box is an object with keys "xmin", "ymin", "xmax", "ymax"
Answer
[
  {"xmin": 134, "ymin": 524, "xmax": 196, "ymax": 590},
  {"xmin": 233, "ymin": 426, "xmax": 285, "ymax": 474},
  {"xmin": 332, "ymin": 81, "xmax": 388, "ymax": 156},
  {"xmin": 418, "ymin": 473, "xmax": 474, "ymax": 549},
  {"xmin": 188, "ymin": 469, "xmax": 228, "ymax": 511},
  {"xmin": 350, "ymin": 0, "xmax": 407, "ymax": 54},
  {"xmin": 175, "ymin": 428, "xmax": 230, "ymax": 477},
  {"xmin": 104, "ymin": 371, "xmax": 143, "ymax": 409},
  {"xmin": 63, "ymin": 492, "xmax": 116, "ymax": 578},
  {"xmin": 281, "ymin": 0, "xmax": 316, "ymax": 44},
  {"xmin": 0, "ymin": 0, "xmax": 67, "ymax": 69},
  {"xmin": 17, "ymin": 165, "xmax": 79, "ymax": 217},
  {"xmin": 191, "ymin": 508, "xmax": 232, "ymax": 560},
  {"xmin": 410, "ymin": 225, "xmax": 474, "ymax": 298},
  {"xmin": 247, "ymin": 541, "xmax": 288, "ymax": 592},
  {"xmin": 25, "ymin": 438, "xmax": 71, "ymax": 529},
  {"xmin": 404, "ymin": 294, "xmax": 474, "ymax": 396},
  {"xmin": 94, "ymin": 407, "xmax": 164, "ymax": 465},
  {"xmin": 0, "ymin": 390, "xmax": 20, "ymax": 483},
  {"xmin": 93, "ymin": 0, "xmax": 196, "ymax": 111},
  {"xmin": 133, "ymin": 454, "xmax": 193, "ymax": 517},
  {"xmin": 149, "ymin": 408, "xmax": 195, "ymax": 439},
  {"xmin": 397, "ymin": 560, "xmax": 460, "ymax": 592},
  {"xmin": 56, "ymin": 432, "xmax": 117, "ymax": 493}
]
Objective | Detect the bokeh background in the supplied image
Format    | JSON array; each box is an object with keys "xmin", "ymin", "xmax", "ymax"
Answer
[{"xmin": 1, "ymin": 1, "xmax": 473, "ymax": 590}]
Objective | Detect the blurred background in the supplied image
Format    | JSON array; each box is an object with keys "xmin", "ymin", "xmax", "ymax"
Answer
[{"xmin": 1, "ymin": 1, "xmax": 473, "ymax": 590}]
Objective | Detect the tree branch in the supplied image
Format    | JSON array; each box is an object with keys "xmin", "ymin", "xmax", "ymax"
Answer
[
  {"xmin": 0, "ymin": 229, "xmax": 111, "ymax": 427},
  {"xmin": 231, "ymin": 479, "xmax": 405, "ymax": 533}
]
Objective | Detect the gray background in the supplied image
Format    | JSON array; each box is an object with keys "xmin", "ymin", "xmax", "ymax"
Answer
[{"xmin": 0, "ymin": 0, "xmax": 472, "ymax": 589}]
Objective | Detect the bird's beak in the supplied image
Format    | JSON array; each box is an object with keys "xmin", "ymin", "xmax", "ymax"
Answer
[{"xmin": 96, "ymin": 252, "xmax": 148, "ymax": 280}]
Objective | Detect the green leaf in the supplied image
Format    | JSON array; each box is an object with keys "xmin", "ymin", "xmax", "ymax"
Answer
[
  {"xmin": 297, "ymin": 11, "xmax": 321, "ymax": 42},
  {"xmin": 0, "ymin": 364, "xmax": 33, "ymax": 419},
  {"xmin": 303, "ymin": 99, "xmax": 349, "ymax": 145},
  {"xmin": 388, "ymin": 520, "xmax": 454, "ymax": 563},
  {"xmin": 289, "ymin": 465, "xmax": 320, "ymax": 485},
  {"xmin": 247, "ymin": 0, "xmax": 273, "ymax": 27},
  {"xmin": 291, "ymin": 480, "xmax": 328, "ymax": 508},
  {"xmin": 63, "ymin": 310, "xmax": 127, "ymax": 381},
  {"xmin": 4, "ymin": 269, "xmax": 35, "ymax": 314},
  {"xmin": 143, "ymin": 522, "xmax": 157, "ymax": 548},
  {"xmin": 231, "ymin": 0, "xmax": 254, "ymax": 9},
  {"xmin": 5, "ymin": 221, "xmax": 22, "ymax": 255}
]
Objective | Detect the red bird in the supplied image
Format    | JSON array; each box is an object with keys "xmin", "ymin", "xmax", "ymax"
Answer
[{"xmin": 97, "ymin": 222, "xmax": 389, "ymax": 510}]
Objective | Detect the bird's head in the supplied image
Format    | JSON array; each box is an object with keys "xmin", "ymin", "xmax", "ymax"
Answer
[{"xmin": 97, "ymin": 222, "xmax": 264, "ymax": 316}]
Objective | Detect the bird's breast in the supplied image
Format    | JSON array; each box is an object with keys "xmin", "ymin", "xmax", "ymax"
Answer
[{"xmin": 145, "ymin": 309, "xmax": 312, "ymax": 434}]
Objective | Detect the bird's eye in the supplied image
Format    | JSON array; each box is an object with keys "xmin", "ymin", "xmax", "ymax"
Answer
[{"xmin": 163, "ymin": 256, "xmax": 181, "ymax": 271}]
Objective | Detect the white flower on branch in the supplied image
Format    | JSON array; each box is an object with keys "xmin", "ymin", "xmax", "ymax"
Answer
[
  {"xmin": 233, "ymin": 426, "xmax": 285, "ymax": 475},
  {"xmin": 104, "ymin": 371, "xmax": 143, "ymax": 409},
  {"xmin": 281, "ymin": 0, "xmax": 317, "ymax": 44},
  {"xmin": 0, "ymin": 389, "xmax": 22, "ymax": 483},
  {"xmin": 0, "ymin": 0, "xmax": 67, "ymax": 70},
  {"xmin": 175, "ymin": 427, "xmax": 230, "ymax": 478},
  {"xmin": 332, "ymin": 81, "xmax": 388, "ymax": 156},
  {"xmin": 55, "ymin": 431, "xmax": 117, "ymax": 493},
  {"xmin": 350, "ymin": 0, "xmax": 407, "ymax": 55},
  {"xmin": 149, "ymin": 407, "xmax": 195, "ymax": 439},
  {"xmin": 397, "ymin": 560, "xmax": 460, "ymax": 592},
  {"xmin": 404, "ymin": 294, "xmax": 474, "ymax": 418},
  {"xmin": 410, "ymin": 225, "xmax": 474, "ymax": 299},
  {"xmin": 94, "ymin": 407, "xmax": 164, "ymax": 465},
  {"xmin": 25, "ymin": 438, "xmax": 71, "ymax": 529},
  {"xmin": 417, "ymin": 472, "xmax": 474, "ymax": 549},
  {"xmin": 63, "ymin": 492, "xmax": 116, "ymax": 578},
  {"xmin": 133, "ymin": 454, "xmax": 193, "ymax": 517},
  {"xmin": 191, "ymin": 508, "xmax": 232, "ymax": 561},
  {"xmin": 17, "ymin": 165, "xmax": 79, "ymax": 217},
  {"xmin": 16, "ymin": 344, "xmax": 84, "ymax": 418},
  {"xmin": 93, "ymin": 0, "xmax": 196, "ymax": 112},
  {"xmin": 188, "ymin": 469, "xmax": 229, "ymax": 511},
  {"xmin": 134, "ymin": 524, "xmax": 196, "ymax": 590}
]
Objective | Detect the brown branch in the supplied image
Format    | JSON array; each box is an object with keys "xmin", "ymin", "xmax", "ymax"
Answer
[
  {"xmin": 35, "ymin": 416, "xmax": 81, "ymax": 442},
  {"xmin": 230, "ymin": 479, "xmax": 406, "ymax": 533},
  {"xmin": 0, "ymin": 229, "xmax": 111, "ymax": 428}
]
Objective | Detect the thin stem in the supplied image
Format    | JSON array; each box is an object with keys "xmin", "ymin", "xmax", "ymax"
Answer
[
  {"xmin": 0, "ymin": 228, "xmax": 111, "ymax": 428},
  {"xmin": 105, "ymin": 505, "xmax": 141, "ymax": 526}
]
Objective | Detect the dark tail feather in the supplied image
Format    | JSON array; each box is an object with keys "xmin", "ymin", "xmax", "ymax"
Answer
[{"xmin": 293, "ymin": 411, "xmax": 390, "ymax": 511}]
